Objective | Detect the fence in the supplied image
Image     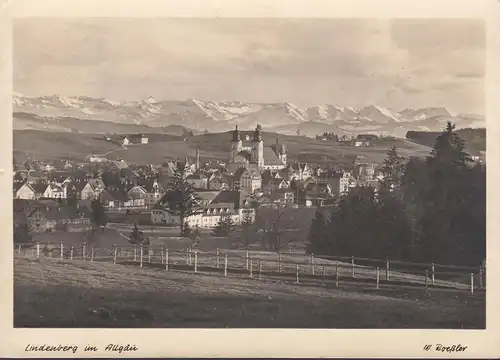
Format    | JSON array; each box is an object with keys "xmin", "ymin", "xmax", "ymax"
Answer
[{"xmin": 14, "ymin": 242, "xmax": 486, "ymax": 294}]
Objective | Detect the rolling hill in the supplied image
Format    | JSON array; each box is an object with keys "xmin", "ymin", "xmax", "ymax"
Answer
[
  {"xmin": 13, "ymin": 93, "xmax": 485, "ymax": 137},
  {"xmin": 406, "ymin": 128, "xmax": 486, "ymax": 154},
  {"xmin": 13, "ymin": 129, "xmax": 433, "ymax": 166}
]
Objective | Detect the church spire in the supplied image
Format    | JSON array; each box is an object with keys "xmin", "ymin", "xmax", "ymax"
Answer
[
  {"xmin": 231, "ymin": 125, "xmax": 241, "ymax": 142},
  {"xmin": 252, "ymin": 125, "xmax": 263, "ymax": 142}
]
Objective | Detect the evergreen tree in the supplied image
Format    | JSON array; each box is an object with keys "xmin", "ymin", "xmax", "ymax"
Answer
[
  {"xmin": 212, "ymin": 214, "xmax": 235, "ymax": 237},
  {"xmin": 306, "ymin": 207, "xmax": 328, "ymax": 254},
  {"xmin": 380, "ymin": 146, "xmax": 405, "ymax": 191},
  {"xmin": 90, "ymin": 199, "xmax": 107, "ymax": 227},
  {"xmin": 420, "ymin": 122, "xmax": 480, "ymax": 265},
  {"xmin": 160, "ymin": 161, "xmax": 201, "ymax": 237},
  {"xmin": 129, "ymin": 220, "xmax": 150, "ymax": 245},
  {"xmin": 240, "ymin": 210, "xmax": 254, "ymax": 246}
]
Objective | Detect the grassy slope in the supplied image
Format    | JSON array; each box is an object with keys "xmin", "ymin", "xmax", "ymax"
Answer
[
  {"xmin": 14, "ymin": 257, "xmax": 484, "ymax": 328},
  {"xmin": 14, "ymin": 130, "xmax": 432, "ymax": 165}
]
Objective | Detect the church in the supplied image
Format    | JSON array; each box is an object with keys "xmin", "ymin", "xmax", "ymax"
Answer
[{"xmin": 227, "ymin": 125, "xmax": 287, "ymax": 173}]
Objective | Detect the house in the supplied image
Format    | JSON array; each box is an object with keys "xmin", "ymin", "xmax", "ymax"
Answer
[
  {"xmin": 121, "ymin": 137, "xmax": 130, "ymax": 146},
  {"xmin": 208, "ymin": 175, "xmax": 224, "ymax": 191},
  {"xmin": 262, "ymin": 178, "xmax": 289, "ymax": 194},
  {"xmin": 354, "ymin": 140, "xmax": 371, "ymax": 147},
  {"xmin": 186, "ymin": 174, "xmax": 208, "ymax": 189},
  {"xmin": 152, "ymin": 190, "xmax": 254, "ymax": 228},
  {"xmin": 141, "ymin": 178, "xmax": 165, "ymax": 206},
  {"xmin": 107, "ymin": 160, "xmax": 129, "ymax": 174},
  {"xmin": 316, "ymin": 171, "xmax": 356, "ymax": 197},
  {"xmin": 282, "ymin": 163, "xmax": 312, "ymax": 181},
  {"xmin": 27, "ymin": 204, "xmax": 92, "ymax": 233},
  {"xmin": 270, "ymin": 188, "xmax": 295, "ymax": 206},
  {"xmin": 15, "ymin": 182, "xmax": 47, "ymax": 200},
  {"xmin": 232, "ymin": 167, "xmax": 262, "ymax": 193},
  {"xmin": 99, "ymin": 189, "xmax": 128, "ymax": 210},
  {"xmin": 80, "ymin": 179, "xmax": 106, "ymax": 200},
  {"xmin": 42, "ymin": 182, "xmax": 66, "ymax": 199},
  {"xmin": 126, "ymin": 186, "xmax": 148, "ymax": 209},
  {"xmin": 128, "ymin": 134, "xmax": 149, "ymax": 145},
  {"xmin": 27, "ymin": 170, "xmax": 48, "ymax": 183}
]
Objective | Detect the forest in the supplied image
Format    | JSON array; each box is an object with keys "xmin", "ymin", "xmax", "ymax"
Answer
[{"xmin": 308, "ymin": 123, "xmax": 486, "ymax": 266}]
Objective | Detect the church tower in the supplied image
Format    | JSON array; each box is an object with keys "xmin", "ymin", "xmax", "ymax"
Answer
[
  {"xmin": 229, "ymin": 125, "xmax": 242, "ymax": 163},
  {"xmin": 251, "ymin": 125, "xmax": 264, "ymax": 168}
]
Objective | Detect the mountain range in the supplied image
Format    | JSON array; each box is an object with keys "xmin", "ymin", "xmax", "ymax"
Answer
[{"xmin": 13, "ymin": 93, "xmax": 485, "ymax": 137}]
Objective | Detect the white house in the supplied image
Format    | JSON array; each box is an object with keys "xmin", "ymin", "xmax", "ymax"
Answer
[{"xmin": 43, "ymin": 183, "xmax": 66, "ymax": 199}]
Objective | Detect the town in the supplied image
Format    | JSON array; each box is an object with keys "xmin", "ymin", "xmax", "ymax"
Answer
[{"xmin": 13, "ymin": 125, "xmax": 390, "ymax": 236}]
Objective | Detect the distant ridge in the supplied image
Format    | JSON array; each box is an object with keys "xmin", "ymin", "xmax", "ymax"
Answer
[{"xmin": 13, "ymin": 93, "xmax": 485, "ymax": 137}]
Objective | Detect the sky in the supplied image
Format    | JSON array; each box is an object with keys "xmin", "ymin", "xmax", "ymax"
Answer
[{"xmin": 13, "ymin": 18, "xmax": 485, "ymax": 114}]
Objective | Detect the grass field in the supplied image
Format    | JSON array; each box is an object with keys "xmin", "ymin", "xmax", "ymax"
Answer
[
  {"xmin": 14, "ymin": 256, "xmax": 485, "ymax": 328},
  {"xmin": 13, "ymin": 129, "xmax": 432, "ymax": 165}
]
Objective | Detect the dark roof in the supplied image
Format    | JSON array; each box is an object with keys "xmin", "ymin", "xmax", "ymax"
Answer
[
  {"xmin": 32, "ymin": 182, "xmax": 48, "ymax": 194},
  {"xmin": 237, "ymin": 151, "xmax": 252, "ymax": 161},
  {"xmin": 34, "ymin": 205, "xmax": 91, "ymax": 220},
  {"xmin": 262, "ymin": 147, "xmax": 285, "ymax": 166},
  {"xmin": 233, "ymin": 167, "xmax": 247, "ymax": 181},
  {"xmin": 100, "ymin": 190, "xmax": 128, "ymax": 202},
  {"xmin": 210, "ymin": 190, "xmax": 245, "ymax": 209}
]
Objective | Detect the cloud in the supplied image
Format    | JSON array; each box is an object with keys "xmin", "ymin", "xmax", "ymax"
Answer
[{"xmin": 13, "ymin": 18, "xmax": 485, "ymax": 114}]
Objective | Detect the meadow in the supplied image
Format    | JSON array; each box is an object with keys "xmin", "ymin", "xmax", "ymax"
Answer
[{"xmin": 13, "ymin": 129, "xmax": 432, "ymax": 165}]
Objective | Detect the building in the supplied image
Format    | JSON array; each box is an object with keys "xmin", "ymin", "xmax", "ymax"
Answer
[
  {"xmin": 42, "ymin": 182, "xmax": 66, "ymax": 199},
  {"xmin": 128, "ymin": 134, "xmax": 149, "ymax": 145},
  {"xmin": 227, "ymin": 126, "xmax": 287, "ymax": 173},
  {"xmin": 15, "ymin": 182, "xmax": 47, "ymax": 200},
  {"xmin": 186, "ymin": 174, "xmax": 208, "ymax": 190},
  {"xmin": 232, "ymin": 167, "xmax": 262, "ymax": 193},
  {"xmin": 80, "ymin": 179, "xmax": 106, "ymax": 200},
  {"xmin": 262, "ymin": 178, "xmax": 289, "ymax": 195},
  {"xmin": 126, "ymin": 186, "xmax": 148, "ymax": 209},
  {"xmin": 26, "ymin": 204, "xmax": 92, "ymax": 233},
  {"xmin": 151, "ymin": 190, "xmax": 255, "ymax": 228}
]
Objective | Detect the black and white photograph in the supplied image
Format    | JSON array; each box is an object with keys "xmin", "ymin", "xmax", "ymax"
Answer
[{"xmin": 9, "ymin": 12, "xmax": 489, "ymax": 333}]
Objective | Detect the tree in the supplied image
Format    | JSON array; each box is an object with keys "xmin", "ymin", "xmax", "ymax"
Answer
[
  {"xmin": 240, "ymin": 210, "xmax": 255, "ymax": 247},
  {"xmin": 160, "ymin": 161, "xmax": 201, "ymax": 237},
  {"xmin": 14, "ymin": 223, "xmax": 32, "ymax": 244},
  {"xmin": 212, "ymin": 214, "xmax": 235, "ymax": 237},
  {"xmin": 128, "ymin": 220, "xmax": 150, "ymax": 245},
  {"xmin": 306, "ymin": 207, "xmax": 328, "ymax": 255},
  {"xmin": 190, "ymin": 225, "xmax": 201, "ymax": 246},
  {"xmin": 380, "ymin": 146, "xmax": 405, "ymax": 191},
  {"xmin": 90, "ymin": 199, "xmax": 107, "ymax": 227}
]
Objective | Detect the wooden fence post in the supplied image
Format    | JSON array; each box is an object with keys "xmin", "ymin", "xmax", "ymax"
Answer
[
  {"xmin": 134, "ymin": 246, "xmax": 137, "ymax": 262},
  {"xmin": 189, "ymin": 247, "xmax": 192, "ymax": 266},
  {"xmin": 113, "ymin": 245, "xmax": 117, "ymax": 264},
  {"xmin": 194, "ymin": 252, "xmax": 198, "ymax": 273},
  {"xmin": 18, "ymin": 244, "xmax": 21, "ymax": 255},
  {"xmin": 165, "ymin": 249, "xmax": 169, "ymax": 271},
  {"xmin": 140, "ymin": 245, "xmax": 143, "ymax": 268},
  {"xmin": 289, "ymin": 244, "xmax": 292, "ymax": 254},
  {"xmin": 311, "ymin": 253, "xmax": 315, "ymax": 275},
  {"xmin": 259, "ymin": 260, "xmax": 262, "ymax": 280},
  {"xmin": 470, "ymin": 273, "xmax": 474, "ymax": 294},
  {"xmin": 91, "ymin": 246, "xmax": 94, "ymax": 262},
  {"xmin": 249, "ymin": 258, "xmax": 253, "ymax": 278},
  {"xmin": 60, "ymin": 241, "xmax": 63, "ymax": 260},
  {"xmin": 431, "ymin": 262, "xmax": 435, "ymax": 286},
  {"xmin": 216, "ymin": 248, "xmax": 220, "ymax": 268},
  {"xmin": 296, "ymin": 264, "xmax": 299, "ymax": 284},
  {"xmin": 278, "ymin": 253, "xmax": 282, "ymax": 273},
  {"xmin": 351, "ymin": 256, "xmax": 355, "ymax": 278},
  {"xmin": 36, "ymin": 242, "xmax": 40, "ymax": 259},
  {"xmin": 425, "ymin": 269, "xmax": 428, "ymax": 291},
  {"xmin": 386, "ymin": 259, "xmax": 390, "ymax": 281},
  {"xmin": 83, "ymin": 243, "xmax": 86, "ymax": 261},
  {"xmin": 376, "ymin": 267, "xmax": 380, "ymax": 289},
  {"xmin": 246, "ymin": 250, "xmax": 249, "ymax": 270},
  {"xmin": 148, "ymin": 247, "xmax": 152, "ymax": 264},
  {"xmin": 186, "ymin": 247, "xmax": 189, "ymax": 264},
  {"xmin": 479, "ymin": 267, "xmax": 483, "ymax": 289},
  {"xmin": 70, "ymin": 246, "xmax": 74, "ymax": 261},
  {"xmin": 160, "ymin": 245, "xmax": 164, "ymax": 264},
  {"xmin": 336, "ymin": 264, "xmax": 339, "ymax": 287},
  {"xmin": 224, "ymin": 254, "xmax": 228, "ymax": 277}
]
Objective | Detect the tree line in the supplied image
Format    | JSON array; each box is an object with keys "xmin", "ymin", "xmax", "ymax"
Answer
[{"xmin": 307, "ymin": 122, "xmax": 486, "ymax": 266}]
